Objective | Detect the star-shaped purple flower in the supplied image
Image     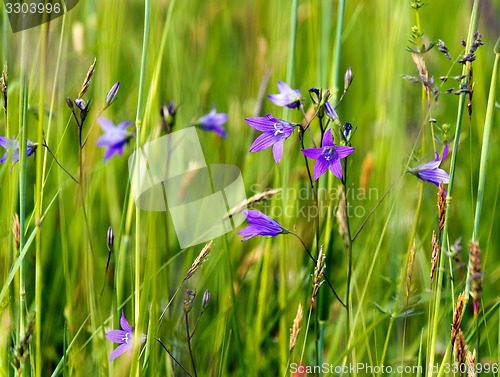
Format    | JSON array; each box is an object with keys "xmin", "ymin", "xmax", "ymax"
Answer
[
  {"xmin": 96, "ymin": 117, "xmax": 133, "ymax": 161},
  {"xmin": 245, "ymin": 114, "xmax": 294, "ymax": 164},
  {"xmin": 268, "ymin": 81, "xmax": 301, "ymax": 109},
  {"xmin": 408, "ymin": 145, "xmax": 450, "ymax": 190},
  {"xmin": 238, "ymin": 210, "xmax": 286, "ymax": 241},
  {"xmin": 105, "ymin": 310, "xmax": 146, "ymax": 362},
  {"xmin": 197, "ymin": 105, "xmax": 228, "ymax": 138},
  {"xmin": 301, "ymin": 129, "xmax": 355, "ymax": 181},
  {"xmin": 0, "ymin": 136, "xmax": 36, "ymax": 165}
]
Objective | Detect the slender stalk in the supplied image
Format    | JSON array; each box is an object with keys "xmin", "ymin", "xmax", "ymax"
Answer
[
  {"xmin": 155, "ymin": 338, "xmax": 193, "ymax": 377},
  {"xmin": 185, "ymin": 311, "xmax": 198, "ymax": 377},
  {"xmin": 428, "ymin": 2, "xmax": 479, "ymax": 375},
  {"xmin": 131, "ymin": 1, "xmax": 151, "ymax": 375}
]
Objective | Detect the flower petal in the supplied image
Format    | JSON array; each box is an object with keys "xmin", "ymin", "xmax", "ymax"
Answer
[
  {"xmin": 272, "ymin": 139, "xmax": 284, "ymax": 164},
  {"xmin": 120, "ymin": 310, "xmax": 133, "ymax": 333},
  {"xmin": 117, "ymin": 121, "xmax": 133, "ymax": 130},
  {"xmin": 277, "ymin": 80, "xmax": 292, "ymax": 93},
  {"xmin": 313, "ymin": 156, "xmax": 330, "ymax": 181},
  {"xmin": 301, "ymin": 148, "xmax": 322, "ymax": 160},
  {"xmin": 98, "ymin": 117, "xmax": 117, "ymax": 133},
  {"xmin": 321, "ymin": 129, "xmax": 334, "ymax": 147},
  {"xmin": 336, "ymin": 146, "xmax": 355, "ymax": 159},
  {"xmin": 109, "ymin": 343, "xmax": 130, "ymax": 362},
  {"xmin": 105, "ymin": 330, "xmax": 127, "ymax": 344},
  {"xmin": 441, "ymin": 144, "xmax": 449, "ymax": 161},
  {"xmin": 249, "ymin": 132, "xmax": 278, "ymax": 153},
  {"xmin": 245, "ymin": 116, "xmax": 276, "ymax": 132},
  {"xmin": 419, "ymin": 168, "xmax": 449, "ymax": 185},
  {"xmin": 329, "ymin": 158, "xmax": 343, "ymax": 179}
]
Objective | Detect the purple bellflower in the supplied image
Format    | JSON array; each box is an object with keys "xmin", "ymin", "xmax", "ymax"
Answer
[
  {"xmin": 324, "ymin": 101, "xmax": 339, "ymax": 121},
  {"xmin": 96, "ymin": 117, "xmax": 134, "ymax": 161},
  {"xmin": 301, "ymin": 129, "xmax": 355, "ymax": 181},
  {"xmin": 197, "ymin": 105, "xmax": 228, "ymax": 138},
  {"xmin": 245, "ymin": 114, "xmax": 294, "ymax": 164},
  {"xmin": 105, "ymin": 310, "xmax": 146, "ymax": 362},
  {"xmin": 268, "ymin": 81, "xmax": 301, "ymax": 109},
  {"xmin": 238, "ymin": 210, "xmax": 287, "ymax": 241},
  {"xmin": 0, "ymin": 136, "xmax": 36, "ymax": 166},
  {"xmin": 408, "ymin": 145, "xmax": 450, "ymax": 190}
]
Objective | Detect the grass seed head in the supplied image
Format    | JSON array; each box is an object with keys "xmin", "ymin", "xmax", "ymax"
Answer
[
  {"xmin": 185, "ymin": 241, "xmax": 213, "ymax": 281},
  {"xmin": 289, "ymin": 303, "xmax": 303, "ymax": 353},
  {"xmin": 78, "ymin": 58, "xmax": 96, "ymax": 99},
  {"xmin": 12, "ymin": 213, "xmax": 20, "ymax": 251},
  {"xmin": 469, "ymin": 241, "xmax": 482, "ymax": 314},
  {"xmin": 430, "ymin": 231, "xmax": 439, "ymax": 285},
  {"xmin": 451, "ymin": 291, "xmax": 466, "ymax": 355},
  {"xmin": 454, "ymin": 330, "xmax": 466, "ymax": 368},
  {"xmin": 311, "ymin": 246, "xmax": 326, "ymax": 304},
  {"xmin": 466, "ymin": 349, "xmax": 476, "ymax": 377},
  {"xmin": 406, "ymin": 240, "xmax": 416, "ymax": 300},
  {"xmin": 1, "ymin": 63, "xmax": 7, "ymax": 114}
]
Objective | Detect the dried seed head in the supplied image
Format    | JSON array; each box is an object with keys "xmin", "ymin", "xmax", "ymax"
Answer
[
  {"xmin": 344, "ymin": 66, "xmax": 353, "ymax": 91},
  {"xmin": 77, "ymin": 58, "xmax": 96, "ymax": 99},
  {"xmin": 406, "ymin": 241, "xmax": 416, "ymax": 301},
  {"xmin": 411, "ymin": 53, "xmax": 428, "ymax": 84},
  {"xmin": 469, "ymin": 241, "xmax": 482, "ymax": 314},
  {"xmin": 430, "ymin": 231, "xmax": 439, "ymax": 285},
  {"xmin": 451, "ymin": 291, "xmax": 466, "ymax": 356},
  {"xmin": 437, "ymin": 183, "xmax": 446, "ymax": 235},
  {"xmin": 202, "ymin": 289, "xmax": 210, "ymax": 310},
  {"xmin": 466, "ymin": 349, "xmax": 476, "ymax": 377},
  {"xmin": 311, "ymin": 246, "xmax": 326, "ymax": 304},
  {"xmin": 454, "ymin": 330, "xmax": 466, "ymax": 367},
  {"xmin": 360, "ymin": 152, "xmax": 373, "ymax": 191},
  {"xmin": 336, "ymin": 188, "xmax": 349, "ymax": 251},
  {"xmin": 1, "ymin": 63, "xmax": 7, "ymax": 114},
  {"xmin": 12, "ymin": 213, "xmax": 20, "ymax": 251},
  {"xmin": 289, "ymin": 303, "xmax": 303, "ymax": 353},
  {"xmin": 224, "ymin": 189, "xmax": 281, "ymax": 220},
  {"xmin": 107, "ymin": 226, "xmax": 114, "ymax": 250},
  {"xmin": 185, "ymin": 241, "xmax": 213, "ymax": 281}
]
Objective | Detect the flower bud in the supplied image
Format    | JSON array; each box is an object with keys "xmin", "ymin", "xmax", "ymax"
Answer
[
  {"xmin": 75, "ymin": 98, "xmax": 86, "ymax": 111},
  {"xmin": 202, "ymin": 289, "xmax": 210, "ymax": 310},
  {"xmin": 105, "ymin": 81, "xmax": 120, "ymax": 108},
  {"xmin": 107, "ymin": 226, "xmax": 114, "ymax": 250},
  {"xmin": 344, "ymin": 66, "xmax": 353, "ymax": 91},
  {"xmin": 66, "ymin": 97, "xmax": 74, "ymax": 109}
]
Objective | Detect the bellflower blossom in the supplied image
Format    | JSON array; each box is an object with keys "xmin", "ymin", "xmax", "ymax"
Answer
[
  {"xmin": 96, "ymin": 117, "xmax": 134, "ymax": 161},
  {"xmin": 245, "ymin": 114, "xmax": 294, "ymax": 164},
  {"xmin": 301, "ymin": 129, "xmax": 355, "ymax": 181},
  {"xmin": 268, "ymin": 81, "xmax": 301, "ymax": 109},
  {"xmin": 0, "ymin": 136, "xmax": 36, "ymax": 165},
  {"xmin": 105, "ymin": 310, "xmax": 146, "ymax": 362},
  {"xmin": 238, "ymin": 210, "xmax": 287, "ymax": 241},
  {"xmin": 408, "ymin": 145, "xmax": 450, "ymax": 191},
  {"xmin": 197, "ymin": 105, "xmax": 228, "ymax": 138}
]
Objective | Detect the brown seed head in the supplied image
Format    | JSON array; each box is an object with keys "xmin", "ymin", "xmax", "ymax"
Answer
[
  {"xmin": 13, "ymin": 213, "xmax": 20, "ymax": 251},
  {"xmin": 1, "ymin": 63, "xmax": 7, "ymax": 114},
  {"xmin": 437, "ymin": 183, "xmax": 446, "ymax": 235},
  {"xmin": 469, "ymin": 241, "xmax": 482, "ymax": 314},
  {"xmin": 430, "ymin": 231, "xmax": 439, "ymax": 285},
  {"xmin": 454, "ymin": 330, "xmax": 466, "ymax": 368},
  {"xmin": 185, "ymin": 241, "xmax": 213, "ymax": 281},
  {"xmin": 77, "ymin": 58, "xmax": 96, "ymax": 99},
  {"xmin": 466, "ymin": 349, "xmax": 476, "ymax": 377},
  {"xmin": 224, "ymin": 188, "xmax": 281, "ymax": 220},
  {"xmin": 451, "ymin": 291, "xmax": 466, "ymax": 356},
  {"xmin": 289, "ymin": 303, "xmax": 303, "ymax": 353}
]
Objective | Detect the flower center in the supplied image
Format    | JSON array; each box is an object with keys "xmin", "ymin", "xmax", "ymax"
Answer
[
  {"xmin": 322, "ymin": 146, "xmax": 338, "ymax": 162},
  {"xmin": 122, "ymin": 333, "xmax": 130, "ymax": 344},
  {"xmin": 273, "ymin": 122, "xmax": 284, "ymax": 136}
]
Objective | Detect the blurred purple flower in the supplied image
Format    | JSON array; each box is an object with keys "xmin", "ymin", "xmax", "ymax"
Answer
[
  {"xmin": 268, "ymin": 81, "xmax": 301, "ymax": 109},
  {"xmin": 301, "ymin": 129, "xmax": 355, "ymax": 180},
  {"xmin": 238, "ymin": 210, "xmax": 286, "ymax": 241},
  {"xmin": 245, "ymin": 114, "xmax": 294, "ymax": 164},
  {"xmin": 408, "ymin": 145, "xmax": 450, "ymax": 190},
  {"xmin": 96, "ymin": 117, "xmax": 133, "ymax": 161},
  {"xmin": 105, "ymin": 309, "xmax": 146, "ymax": 362},
  {"xmin": 0, "ymin": 136, "xmax": 36, "ymax": 165},
  {"xmin": 198, "ymin": 105, "xmax": 228, "ymax": 138}
]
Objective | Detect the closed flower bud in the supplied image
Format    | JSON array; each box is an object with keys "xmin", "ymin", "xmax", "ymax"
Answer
[
  {"xmin": 202, "ymin": 289, "xmax": 210, "ymax": 310},
  {"xmin": 75, "ymin": 98, "xmax": 86, "ymax": 111},
  {"xmin": 105, "ymin": 81, "xmax": 120, "ymax": 108},
  {"xmin": 66, "ymin": 97, "xmax": 74, "ymax": 109},
  {"xmin": 107, "ymin": 226, "xmax": 114, "ymax": 250},
  {"xmin": 344, "ymin": 66, "xmax": 353, "ymax": 90}
]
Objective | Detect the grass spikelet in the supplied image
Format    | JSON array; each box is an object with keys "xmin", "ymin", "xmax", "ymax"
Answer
[
  {"xmin": 336, "ymin": 187, "xmax": 349, "ymax": 251},
  {"xmin": 437, "ymin": 183, "xmax": 446, "ymax": 236},
  {"xmin": 454, "ymin": 330, "xmax": 466, "ymax": 369},
  {"xmin": 1, "ymin": 62, "xmax": 7, "ymax": 114},
  {"xmin": 311, "ymin": 246, "xmax": 325, "ymax": 304},
  {"xmin": 12, "ymin": 213, "xmax": 20, "ymax": 251},
  {"xmin": 225, "ymin": 188, "xmax": 282, "ymax": 219},
  {"xmin": 406, "ymin": 240, "xmax": 416, "ymax": 301},
  {"xmin": 289, "ymin": 303, "xmax": 303, "ymax": 354},
  {"xmin": 466, "ymin": 349, "xmax": 476, "ymax": 377},
  {"xmin": 77, "ymin": 58, "xmax": 96, "ymax": 99},
  {"xmin": 185, "ymin": 241, "xmax": 213, "ymax": 281},
  {"xmin": 469, "ymin": 241, "xmax": 482, "ymax": 314},
  {"xmin": 451, "ymin": 291, "xmax": 466, "ymax": 356},
  {"xmin": 430, "ymin": 231, "xmax": 439, "ymax": 285}
]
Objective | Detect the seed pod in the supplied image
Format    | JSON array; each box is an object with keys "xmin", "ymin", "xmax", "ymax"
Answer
[
  {"xmin": 202, "ymin": 289, "xmax": 210, "ymax": 310},
  {"xmin": 107, "ymin": 226, "xmax": 114, "ymax": 250},
  {"xmin": 344, "ymin": 66, "xmax": 353, "ymax": 91}
]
